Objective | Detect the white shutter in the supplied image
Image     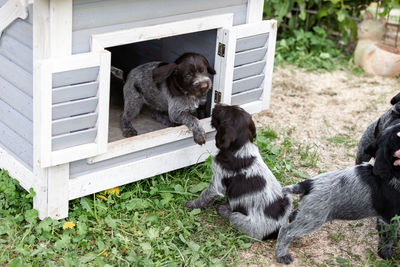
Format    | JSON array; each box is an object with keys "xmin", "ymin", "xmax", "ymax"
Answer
[
  {"xmin": 218, "ymin": 20, "xmax": 277, "ymax": 114},
  {"xmin": 36, "ymin": 50, "xmax": 111, "ymax": 167}
]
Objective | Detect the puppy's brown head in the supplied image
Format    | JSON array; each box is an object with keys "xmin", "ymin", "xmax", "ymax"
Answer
[
  {"xmin": 152, "ymin": 53, "xmax": 216, "ymax": 98},
  {"xmin": 211, "ymin": 104, "xmax": 256, "ymax": 151}
]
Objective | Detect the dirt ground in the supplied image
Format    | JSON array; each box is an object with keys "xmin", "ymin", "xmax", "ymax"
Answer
[{"xmin": 240, "ymin": 66, "xmax": 399, "ymax": 266}]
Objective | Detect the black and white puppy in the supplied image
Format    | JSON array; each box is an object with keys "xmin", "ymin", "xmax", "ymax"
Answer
[
  {"xmin": 356, "ymin": 92, "xmax": 400, "ymax": 164},
  {"xmin": 275, "ymin": 123, "xmax": 400, "ymax": 264},
  {"xmin": 185, "ymin": 104, "xmax": 292, "ymax": 240},
  {"xmin": 121, "ymin": 52, "xmax": 216, "ymax": 145}
]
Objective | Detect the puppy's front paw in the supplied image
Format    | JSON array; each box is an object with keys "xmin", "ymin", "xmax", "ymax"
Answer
[
  {"xmin": 184, "ymin": 200, "xmax": 199, "ymax": 211},
  {"xmin": 122, "ymin": 127, "xmax": 138, "ymax": 138},
  {"xmin": 193, "ymin": 129, "xmax": 206, "ymax": 145},
  {"xmin": 216, "ymin": 204, "xmax": 231, "ymax": 219},
  {"xmin": 276, "ymin": 254, "xmax": 293, "ymax": 265},
  {"xmin": 378, "ymin": 246, "xmax": 396, "ymax": 260}
]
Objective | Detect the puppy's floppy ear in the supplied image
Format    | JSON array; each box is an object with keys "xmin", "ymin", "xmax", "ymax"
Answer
[
  {"xmin": 365, "ymin": 143, "xmax": 378, "ymax": 158},
  {"xmin": 390, "ymin": 92, "xmax": 400, "ymax": 105},
  {"xmin": 373, "ymin": 147, "xmax": 393, "ymax": 180},
  {"xmin": 152, "ymin": 63, "xmax": 177, "ymax": 83},
  {"xmin": 202, "ymin": 57, "xmax": 216, "ymax": 75},
  {"xmin": 207, "ymin": 65, "xmax": 216, "ymax": 75},
  {"xmin": 248, "ymin": 119, "xmax": 257, "ymax": 142},
  {"xmin": 215, "ymin": 127, "xmax": 236, "ymax": 150}
]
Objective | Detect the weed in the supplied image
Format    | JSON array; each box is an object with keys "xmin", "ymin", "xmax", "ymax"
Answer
[{"xmin": 327, "ymin": 134, "xmax": 358, "ymax": 148}]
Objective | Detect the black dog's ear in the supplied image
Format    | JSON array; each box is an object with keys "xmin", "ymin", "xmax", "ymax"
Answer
[
  {"xmin": 203, "ymin": 57, "xmax": 216, "ymax": 75},
  {"xmin": 207, "ymin": 65, "xmax": 216, "ymax": 75},
  {"xmin": 248, "ymin": 119, "xmax": 257, "ymax": 142},
  {"xmin": 373, "ymin": 147, "xmax": 393, "ymax": 180},
  {"xmin": 152, "ymin": 63, "xmax": 177, "ymax": 83},
  {"xmin": 390, "ymin": 92, "xmax": 400, "ymax": 105},
  {"xmin": 215, "ymin": 127, "xmax": 235, "ymax": 150},
  {"xmin": 365, "ymin": 143, "xmax": 378, "ymax": 158}
]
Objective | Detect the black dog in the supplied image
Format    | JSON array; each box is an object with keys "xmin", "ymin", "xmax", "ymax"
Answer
[
  {"xmin": 121, "ymin": 52, "xmax": 216, "ymax": 145},
  {"xmin": 356, "ymin": 92, "xmax": 400, "ymax": 164},
  {"xmin": 276, "ymin": 122, "xmax": 400, "ymax": 264}
]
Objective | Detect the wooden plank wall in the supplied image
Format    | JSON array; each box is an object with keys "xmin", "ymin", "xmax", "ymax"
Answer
[
  {"xmin": 72, "ymin": 0, "xmax": 248, "ymax": 53},
  {"xmin": 0, "ymin": 2, "xmax": 33, "ymax": 168}
]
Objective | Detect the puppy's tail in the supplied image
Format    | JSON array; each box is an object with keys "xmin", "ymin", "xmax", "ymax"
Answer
[{"xmin": 282, "ymin": 179, "xmax": 313, "ymax": 195}]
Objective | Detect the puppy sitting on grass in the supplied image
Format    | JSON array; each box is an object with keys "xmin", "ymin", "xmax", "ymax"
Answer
[
  {"xmin": 185, "ymin": 104, "xmax": 291, "ymax": 240},
  {"xmin": 275, "ymin": 122, "xmax": 400, "ymax": 264}
]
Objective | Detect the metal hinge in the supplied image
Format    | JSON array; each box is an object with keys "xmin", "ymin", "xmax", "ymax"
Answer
[
  {"xmin": 217, "ymin": 42, "xmax": 225, "ymax": 57},
  {"xmin": 214, "ymin": 91, "xmax": 222, "ymax": 103}
]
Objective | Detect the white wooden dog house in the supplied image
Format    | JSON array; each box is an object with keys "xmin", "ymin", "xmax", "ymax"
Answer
[{"xmin": 0, "ymin": 0, "xmax": 277, "ymax": 219}]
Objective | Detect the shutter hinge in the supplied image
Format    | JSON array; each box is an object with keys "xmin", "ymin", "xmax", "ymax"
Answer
[
  {"xmin": 214, "ymin": 91, "xmax": 222, "ymax": 103},
  {"xmin": 217, "ymin": 42, "xmax": 225, "ymax": 57}
]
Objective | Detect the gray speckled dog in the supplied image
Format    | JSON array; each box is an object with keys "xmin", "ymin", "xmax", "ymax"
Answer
[
  {"xmin": 121, "ymin": 53, "xmax": 216, "ymax": 145},
  {"xmin": 275, "ymin": 123, "xmax": 400, "ymax": 264},
  {"xmin": 356, "ymin": 92, "xmax": 400, "ymax": 164},
  {"xmin": 185, "ymin": 105, "xmax": 292, "ymax": 240}
]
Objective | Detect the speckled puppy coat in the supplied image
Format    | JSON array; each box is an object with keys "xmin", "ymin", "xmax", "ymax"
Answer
[
  {"xmin": 356, "ymin": 92, "xmax": 400, "ymax": 164},
  {"xmin": 121, "ymin": 53, "xmax": 216, "ymax": 145},
  {"xmin": 185, "ymin": 105, "xmax": 292, "ymax": 240},
  {"xmin": 275, "ymin": 123, "xmax": 400, "ymax": 264}
]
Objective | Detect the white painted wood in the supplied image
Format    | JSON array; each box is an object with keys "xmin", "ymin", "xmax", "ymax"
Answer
[
  {"xmin": 0, "ymin": 53, "xmax": 33, "ymax": 96},
  {"xmin": 52, "ymin": 128, "xmax": 97, "ymax": 151},
  {"xmin": 75, "ymin": 4, "xmax": 247, "ymax": 53},
  {"xmin": 36, "ymin": 51, "xmax": 110, "ymax": 168},
  {"xmin": 4, "ymin": 19, "xmax": 32, "ymax": 48},
  {"xmin": 52, "ymin": 67, "xmax": 98, "ymax": 88},
  {"xmin": 240, "ymin": 100, "xmax": 263, "ymax": 114},
  {"xmin": 220, "ymin": 28, "xmax": 236, "ymax": 105},
  {"xmin": 88, "ymin": 118, "xmax": 215, "ymax": 164},
  {"xmin": 50, "ymin": 143, "xmax": 99, "ymax": 167},
  {"xmin": 73, "ymin": 0, "xmax": 245, "ymax": 31},
  {"xmin": 32, "ymin": 0, "xmax": 51, "ymax": 220},
  {"xmin": 90, "ymin": 14, "xmax": 234, "ymax": 51},
  {"xmin": 210, "ymin": 28, "xmax": 225, "ymax": 106},
  {"xmin": 232, "ymin": 73, "xmax": 264, "ymax": 94},
  {"xmin": 0, "ymin": 97, "xmax": 33, "ymax": 143},
  {"xmin": 231, "ymin": 87, "xmax": 263, "ymax": 105},
  {"xmin": 52, "ymin": 81, "xmax": 98, "ymax": 104},
  {"xmin": 261, "ymin": 20, "xmax": 277, "ymax": 109},
  {"xmin": 0, "ymin": 75, "xmax": 32, "ymax": 120},
  {"xmin": 235, "ymin": 20, "xmax": 273, "ymax": 39},
  {"xmin": 0, "ymin": 34, "xmax": 33, "ymax": 73},
  {"xmin": 233, "ymin": 60, "xmax": 265, "ymax": 80},
  {"xmin": 70, "ymin": 140, "xmax": 218, "ymax": 200},
  {"xmin": 234, "ymin": 47, "xmax": 267, "ymax": 67},
  {"xmin": 0, "ymin": 0, "xmax": 29, "ymax": 38},
  {"xmin": 246, "ymin": 0, "xmax": 264, "ymax": 23},
  {"xmin": 0, "ymin": 144, "xmax": 34, "ymax": 191},
  {"xmin": 49, "ymin": 0, "xmax": 72, "ymax": 57},
  {"xmin": 0, "ymin": 119, "xmax": 33, "ymax": 167},
  {"xmin": 47, "ymin": 163, "xmax": 69, "ymax": 219},
  {"xmin": 52, "ymin": 96, "xmax": 98, "ymax": 120},
  {"xmin": 36, "ymin": 59, "xmax": 52, "ymax": 168},
  {"xmin": 95, "ymin": 49, "xmax": 111, "ymax": 154},
  {"xmin": 51, "ymin": 52, "xmax": 101, "ymax": 72},
  {"xmin": 52, "ymin": 112, "xmax": 97, "ymax": 135}
]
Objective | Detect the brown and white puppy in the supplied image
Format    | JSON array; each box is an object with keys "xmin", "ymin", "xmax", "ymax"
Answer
[
  {"xmin": 185, "ymin": 104, "xmax": 292, "ymax": 240},
  {"xmin": 121, "ymin": 52, "xmax": 216, "ymax": 145}
]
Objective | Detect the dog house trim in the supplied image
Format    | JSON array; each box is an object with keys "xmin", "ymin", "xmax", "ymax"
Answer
[{"xmin": 87, "ymin": 14, "xmax": 234, "ymax": 163}]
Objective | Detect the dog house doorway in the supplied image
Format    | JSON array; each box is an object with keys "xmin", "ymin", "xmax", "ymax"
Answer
[
  {"xmin": 106, "ymin": 30, "xmax": 217, "ymax": 142},
  {"xmin": 88, "ymin": 14, "xmax": 234, "ymax": 163}
]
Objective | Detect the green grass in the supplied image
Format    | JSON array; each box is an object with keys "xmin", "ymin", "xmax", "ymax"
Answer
[{"xmin": 0, "ymin": 127, "xmax": 396, "ymax": 266}]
